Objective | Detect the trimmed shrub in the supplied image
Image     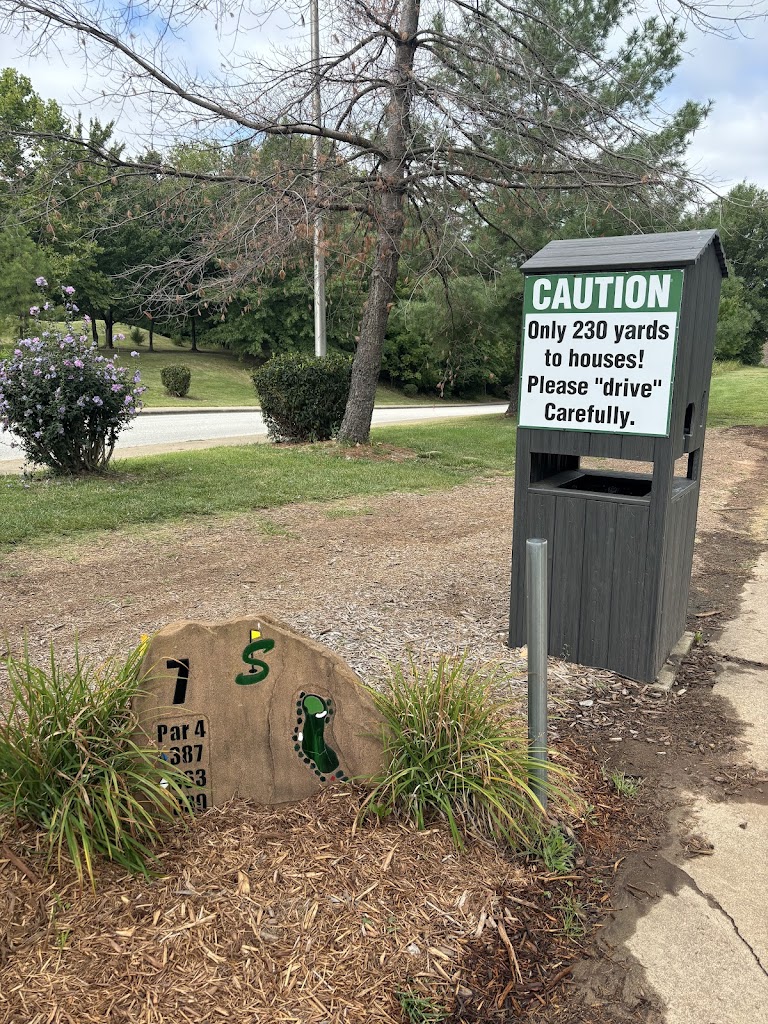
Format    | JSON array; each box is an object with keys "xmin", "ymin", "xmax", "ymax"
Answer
[
  {"xmin": 0, "ymin": 282, "xmax": 144, "ymax": 474},
  {"xmin": 252, "ymin": 351, "xmax": 353, "ymax": 442},
  {"xmin": 402, "ymin": 382, "xmax": 419, "ymax": 398},
  {"xmin": 129, "ymin": 326, "xmax": 145, "ymax": 346},
  {"xmin": 161, "ymin": 364, "xmax": 192, "ymax": 397}
]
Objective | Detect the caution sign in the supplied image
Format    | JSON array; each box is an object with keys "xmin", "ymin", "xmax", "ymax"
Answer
[{"xmin": 518, "ymin": 269, "xmax": 684, "ymax": 436}]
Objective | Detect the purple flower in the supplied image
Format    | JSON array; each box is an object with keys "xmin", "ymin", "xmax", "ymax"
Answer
[
  {"xmin": 92, "ymin": 396, "xmax": 104, "ymax": 406},
  {"xmin": 63, "ymin": 285, "xmax": 76, "ymax": 296},
  {"xmin": 35, "ymin": 276, "xmax": 48, "ymax": 287},
  {"xmin": 130, "ymin": 351, "xmax": 139, "ymax": 358},
  {"xmin": 74, "ymin": 359, "xmax": 84, "ymax": 368},
  {"xmin": 29, "ymin": 306, "xmax": 40, "ymax": 316},
  {"xmin": 124, "ymin": 395, "xmax": 134, "ymax": 405}
]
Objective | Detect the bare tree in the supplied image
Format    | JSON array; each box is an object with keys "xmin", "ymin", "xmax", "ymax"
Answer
[{"xmin": 0, "ymin": 0, "xmax": 761, "ymax": 441}]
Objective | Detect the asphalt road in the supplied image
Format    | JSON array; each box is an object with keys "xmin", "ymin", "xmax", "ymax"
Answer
[{"xmin": 0, "ymin": 403, "xmax": 507, "ymax": 466}]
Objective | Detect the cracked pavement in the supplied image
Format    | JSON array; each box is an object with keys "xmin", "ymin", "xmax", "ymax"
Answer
[{"xmin": 625, "ymin": 549, "xmax": 768, "ymax": 1022}]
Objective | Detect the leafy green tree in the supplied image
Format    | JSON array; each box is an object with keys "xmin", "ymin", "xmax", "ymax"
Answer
[
  {"xmin": 698, "ymin": 184, "xmax": 768, "ymax": 364},
  {"xmin": 0, "ymin": 73, "xmax": 176, "ymax": 349},
  {"xmin": 0, "ymin": 223, "xmax": 52, "ymax": 337},
  {"xmin": 0, "ymin": 67, "xmax": 68, "ymax": 188},
  {"xmin": 713, "ymin": 273, "xmax": 761, "ymax": 364},
  {"xmin": 385, "ymin": 272, "xmax": 523, "ymax": 397},
  {"xmin": 0, "ymin": 69, "xmax": 65, "ymax": 336},
  {"xmin": 0, "ymin": 0, "xmax": 728, "ymax": 441},
  {"xmin": 463, "ymin": 0, "xmax": 706, "ymax": 265}
]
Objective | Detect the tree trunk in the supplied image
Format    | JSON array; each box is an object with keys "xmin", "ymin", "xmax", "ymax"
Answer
[
  {"xmin": 337, "ymin": 197, "xmax": 406, "ymax": 443},
  {"xmin": 90, "ymin": 316, "xmax": 99, "ymax": 347},
  {"xmin": 507, "ymin": 382, "xmax": 520, "ymax": 417},
  {"xmin": 104, "ymin": 308, "xmax": 114, "ymax": 349},
  {"xmin": 190, "ymin": 315, "xmax": 198, "ymax": 352},
  {"xmin": 337, "ymin": 0, "xmax": 419, "ymax": 445},
  {"xmin": 504, "ymin": 349, "xmax": 521, "ymax": 417},
  {"xmin": 505, "ymin": 376, "xmax": 520, "ymax": 418},
  {"xmin": 148, "ymin": 320, "xmax": 154, "ymax": 352}
]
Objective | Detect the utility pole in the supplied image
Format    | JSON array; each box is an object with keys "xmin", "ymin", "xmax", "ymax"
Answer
[{"xmin": 311, "ymin": 0, "xmax": 327, "ymax": 357}]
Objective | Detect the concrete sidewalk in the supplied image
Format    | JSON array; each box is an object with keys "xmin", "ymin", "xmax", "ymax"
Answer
[{"xmin": 624, "ymin": 547, "xmax": 768, "ymax": 1021}]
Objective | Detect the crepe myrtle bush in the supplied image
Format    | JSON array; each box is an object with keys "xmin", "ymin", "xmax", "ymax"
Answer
[{"xmin": 0, "ymin": 280, "xmax": 145, "ymax": 474}]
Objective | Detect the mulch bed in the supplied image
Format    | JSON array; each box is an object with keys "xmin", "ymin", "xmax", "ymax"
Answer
[{"xmin": 0, "ymin": 738, "xmax": 646, "ymax": 1024}]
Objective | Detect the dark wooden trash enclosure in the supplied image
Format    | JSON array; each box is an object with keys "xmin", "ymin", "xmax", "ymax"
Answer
[{"xmin": 509, "ymin": 230, "xmax": 727, "ymax": 682}]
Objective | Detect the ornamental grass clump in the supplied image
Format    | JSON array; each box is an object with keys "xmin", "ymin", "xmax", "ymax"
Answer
[
  {"xmin": 0, "ymin": 642, "xmax": 188, "ymax": 887},
  {"xmin": 0, "ymin": 280, "xmax": 145, "ymax": 473},
  {"xmin": 363, "ymin": 654, "xmax": 574, "ymax": 850}
]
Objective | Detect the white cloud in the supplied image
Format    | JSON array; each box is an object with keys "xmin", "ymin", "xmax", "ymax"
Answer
[
  {"xmin": 662, "ymin": 16, "xmax": 768, "ymax": 191},
  {"xmin": 686, "ymin": 97, "xmax": 768, "ymax": 192},
  {"xmin": 0, "ymin": 6, "xmax": 302, "ymax": 148}
]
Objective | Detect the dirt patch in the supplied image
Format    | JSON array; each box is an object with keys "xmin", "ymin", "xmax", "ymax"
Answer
[
  {"xmin": 300, "ymin": 441, "xmax": 419, "ymax": 462},
  {"xmin": 0, "ymin": 429, "xmax": 761, "ymax": 695},
  {"xmin": 1, "ymin": 426, "xmax": 768, "ymax": 1023},
  {"xmin": 0, "ymin": 472, "xmax": 535, "ymax": 694}
]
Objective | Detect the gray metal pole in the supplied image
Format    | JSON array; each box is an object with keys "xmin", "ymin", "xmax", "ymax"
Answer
[
  {"xmin": 310, "ymin": 0, "xmax": 327, "ymax": 358},
  {"xmin": 526, "ymin": 538, "xmax": 548, "ymax": 809}
]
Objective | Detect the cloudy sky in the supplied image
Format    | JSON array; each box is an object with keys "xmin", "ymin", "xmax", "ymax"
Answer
[
  {"xmin": 662, "ymin": 18, "xmax": 768, "ymax": 192},
  {"xmin": 1, "ymin": 3, "xmax": 767, "ymax": 193}
]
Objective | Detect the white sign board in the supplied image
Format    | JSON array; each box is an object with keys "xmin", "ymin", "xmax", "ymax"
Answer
[{"xmin": 518, "ymin": 270, "xmax": 684, "ymax": 436}]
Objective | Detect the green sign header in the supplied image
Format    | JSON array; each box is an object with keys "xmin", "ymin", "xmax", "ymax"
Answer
[{"xmin": 524, "ymin": 269, "xmax": 684, "ymax": 316}]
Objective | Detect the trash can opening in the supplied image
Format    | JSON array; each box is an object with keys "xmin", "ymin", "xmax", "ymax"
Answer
[{"xmin": 559, "ymin": 473, "xmax": 651, "ymax": 497}]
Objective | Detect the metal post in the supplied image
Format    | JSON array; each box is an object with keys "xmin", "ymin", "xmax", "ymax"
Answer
[
  {"xmin": 310, "ymin": 0, "xmax": 327, "ymax": 357},
  {"xmin": 526, "ymin": 538, "xmax": 548, "ymax": 809}
]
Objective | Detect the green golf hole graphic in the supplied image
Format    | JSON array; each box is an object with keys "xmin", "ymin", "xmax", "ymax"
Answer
[
  {"xmin": 292, "ymin": 693, "xmax": 347, "ymax": 782},
  {"xmin": 235, "ymin": 632, "xmax": 275, "ymax": 686}
]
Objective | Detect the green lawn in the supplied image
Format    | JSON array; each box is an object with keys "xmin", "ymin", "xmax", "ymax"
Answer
[
  {"xmin": 707, "ymin": 365, "xmax": 768, "ymax": 427},
  {"xmin": 2, "ymin": 332, "xmax": 763, "ymax": 550},
  {"xmin": 2, "ymin": 318, "xmax": 500, "ymax": 409},
  {"xmin": 0, "ymin": 416, "xmax": 515, "ymax": 547},
  {"xmin": 122, "ymin": 348, "xmax": 260, "ymax": 408}
]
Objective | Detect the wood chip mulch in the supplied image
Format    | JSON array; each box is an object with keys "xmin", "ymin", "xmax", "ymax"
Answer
[{"xmin": 0, "ymin": 745, "xmax": 640, "ymax": 1024}]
